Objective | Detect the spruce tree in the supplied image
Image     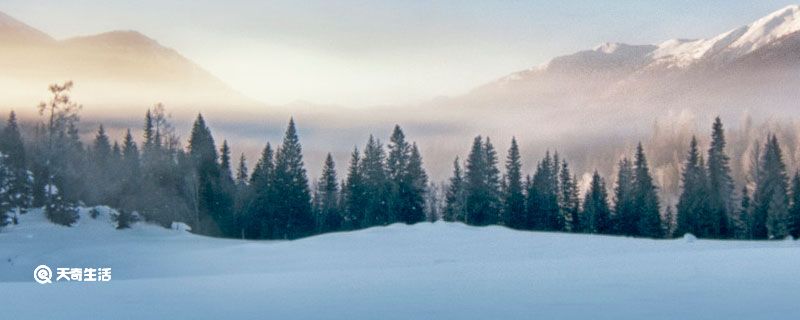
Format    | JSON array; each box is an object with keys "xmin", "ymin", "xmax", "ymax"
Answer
[
  {"xmin": 706, "ymin": 117, "xmax": 734, "ymax": 238},
  {"xmin": 632, "ymin": 143, "xmax": 662, "ymax": 238},
  {"xmin": 676, "ymin": 136, "xmax": 710, "ymax": 237},
  {"xmin": 443, "ymin": 157, "xmax": 466, "ymax": 222},
  {"xmin": 386, "ymin": 126, "xmax": 428, "ymax": 224},
  {"xmin": 789, "ymin": 173, "xmax": 800, "ymax": 239},
  {"xmin": 361, "ymin": 135, "xmax": 390, "ymax": 226},
  {"xmin": 317, "ymin": 153, "xmax": 342, "ymax": 232},
  {"xmin": 187, "ymin": 114, "xmax": 223, "ymax": 235},
  {"xmin": 343, "ymin": 147, "xmax": 366, "ymax": 229},
  {"xmin": 527, "ymin": 152, "xmax": 560, "ymax": 230},
  {"xmin": 0, "ymin": 111, "xmax": 31, "ymax": 223},
  {"xmin": 736, "ymin": 186, "xmax": 752, "ymax": 239},
  {"xmin": 613, "ymin": 157, "xmax": 635, "ymax": 235},
  {"xmin": 248, "ymin": 143, "xmax": 274, "ymax": 238},
  {"xmin": 402, "ymin": 143, "xmax": 428, "ymax": 224},
  {"xmin": 502, "ymin": 138, "xmax": 525, "ymax": 228},
  {"xmin": 272, "ymin": 118, "xmax": 314, "ymax": 239},
  {"xmin": 581, "ymin": 171, "xmax": 611, "ymax": 234},
  {"xmin": 483, "ymin": 138, "xmax": 501, "ymax": 224},
  {"xmin": 559, "ymin": 161, "xmax": 580, "ymax": 232},
  {"xmin": 464, "ymin": 136, "xmax": 498, "ymax": 226},
  {"xmin": 753, "ymin": 135, "xmax": 789, "ymax": 239}
]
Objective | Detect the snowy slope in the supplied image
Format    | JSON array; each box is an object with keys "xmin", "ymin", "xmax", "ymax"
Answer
[{"xmin": 1, "ymin": 208, "xmax": 799, "ymax": 319}]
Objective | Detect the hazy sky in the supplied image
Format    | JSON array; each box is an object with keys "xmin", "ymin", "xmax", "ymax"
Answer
[{"xmin": 2, "ymin": 0, "xmax": 795, "ymax": 107}]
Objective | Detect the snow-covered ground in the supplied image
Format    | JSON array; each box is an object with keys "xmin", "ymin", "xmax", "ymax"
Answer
[{"xmin": 1, "ymin": 208, "xmax": 798, "ymax": 319}]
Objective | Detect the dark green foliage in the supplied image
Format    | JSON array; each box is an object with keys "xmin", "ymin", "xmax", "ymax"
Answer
[
  {"xmin": 502, "ymin": 138, "xmax": 525, "ymax": 228},
  {"xmin": 676, "ymin": 137, "xmax": 711, "ymax": 237},
  {"xmin": 790, "ymin": 173, "xmax": 800, "ymax": 238},
  {"xmin": 315, "ymin": 153, "xmax": 342, "ymax": 232},
  {"xmin": 443, "ymin": 157, "xmax": 466, "ymax": 222},
  {"xmin": 559, "ymin": 161, "xmax": 580, "ymax": 232},
  {"xmin": 526, "ymin": 152, "xmax": 560, "ymax": 230},
  {"xmin": 632, "ymin": 143, "xmax": 662, "ymax": 238},
  {"xmin": 582, "ymin": 171, "xmax": 611, "ymax": 233},
  {"xmin": 613, "ymin": 158, "xmax": 636, "ymax": 235},
  {"xmin": 361, "ymin": 135, "xmax": 390, "ymax": 226},
  {"xmin": 386, "ymin": 126, "xmax": 428, "ymax": 224},
  {"xmin": 464, "ymin": 136, "xmax": 501, "ymax": 226},
  {"xmin": 342, "ymin": 147, "xmax": 366, "ymax": 229},
  {"xmin": 752, "ymin": 135, "xmax": 789, "ymax": 239},
  {"xmin": 272, "ymin": 118, "xmax": 314, "ymax": 239},
  {"xmin": 45, "ymin": 192, "xmax": 79, "ymax": 226},
  {"xmin": 115, "ymin": 209, "xmax": 137, "ymax": 229},
  {"xmin": 0, "ymin": 111, "xmax": 31, "ymax": 223},
  {"xmin": 706, "ymin": 117, "xmax": 734, "ymax": 238}
]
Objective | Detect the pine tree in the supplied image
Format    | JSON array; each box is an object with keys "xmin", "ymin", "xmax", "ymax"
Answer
[
  {"xmin": 0, "ymin": 111, "xmax": 31, "ymax": 223},
  {"xmin": 483, "ymin": 138, "xmax": 501, "ymax": 224},
  {"xmin": 789, "ymin": 173, "xmax": 800, "ymax": 239},
  {"xmin": 317, "ymin": 153, "xmax": 342, "ymax": 232},
  {"xmin": 632, "ymin": 143, "xmax": 662, "ymax": 238},
  {"xmin": 361, "ymin": 135, "xmax": 390, "ymax": 226},
  {"xmin": 343, "ymin": 147, "xmax": 366, "ymax": 229},
  {"xmin": 676, "ymin": 136, "xmax": 711, "ymax": 237},
  {"xmin": 753, "ymin": 135, "xmax": 790, "ymax": 239},
  {"xmin": 272, "ymin": 118, "xmax": 314, "ymax": 239},
  {"xmin": 402, "ymin": 143, "xmax": 428, "ymax": 224},
  {"xmin": 581, "ymin": 171, "xmax": 611, "ymax": 233},
  {"xmin": 216, "ymin": 140, "xmax": 236, "ymax": 236},
  {"xmin": 613, "ymin": 157, "xmax": 636, "ymax": 235},
  {"xmin": 559, "ymin": 161, "xmax": 580, "ymax": 232},
  {"xmin": 386, "ymin": 126, "xmax": 428, "ymax": 224},
  {"xmin": 502, "ymin": 138, "xmax": 525, "ymax": 228},
  {"xmin": 706, "ymin": 117, "xmax": 734, "ymax": 238},
  {"xmin": 187, "ymin": 114, "xmax": 221, "ymax": 235},
  {"xmin": 527, "ymin": 152, "xmax": 560, "ymax": 230},
  {"xmin": 464, "ymin": 136, "xmax": 497, "ymax": 226},
  {"xmin": 233, "ymin": 153, "xmax": 249, "ymax": 239},
  {"xmin": 248, "ymin": 143, "xmax": 275, "ymax": 238},
  {"xmin": 736, "ymin": 186, "xmax": 752, "ymax": 239},
  {"xmin": 443, "ymin": 157, "xmax": 466, "ymax": 222}
]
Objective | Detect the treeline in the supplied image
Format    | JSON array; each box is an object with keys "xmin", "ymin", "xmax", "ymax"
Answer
[{"xmin": 1, "ymin": 82, "xmax": 799, "ymax": 240}]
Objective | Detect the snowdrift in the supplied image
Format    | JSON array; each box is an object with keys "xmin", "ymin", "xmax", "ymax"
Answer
[{"xmin": 1, "ymin": 208, "xmax": 798, "ymax": 319}]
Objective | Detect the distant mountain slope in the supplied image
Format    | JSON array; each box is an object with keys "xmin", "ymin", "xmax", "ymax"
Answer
[
  {"xmin": 0, "ymin": 12, "xmax": 258, "ymax": 118},
  {"xmin": 457, "ymin": 5, "xmax": 800, "ymax": 124}
]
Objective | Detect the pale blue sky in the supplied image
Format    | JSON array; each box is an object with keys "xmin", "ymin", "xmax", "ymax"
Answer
[{"xmin": 2, "ymin": 0, "xmax": 795, "ymax": 106}]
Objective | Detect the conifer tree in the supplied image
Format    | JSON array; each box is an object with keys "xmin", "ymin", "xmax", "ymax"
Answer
[
  {"xmin": 187, "ymin": 114, "xmax": 222, "ymax": 235},
  {"xmin": 361, "ymin": 135, "xmax": 390, "ymax": 226},
  {"xmin": 502, "ymin": 138, "xmax": 525, "ymax": 228},
  {"xmin": 581, "ymin": 171, "xmax": 611, "ymax": 233},
  {"xmin": 317, "ymin": 153, "xmax": 342, "ymax": 232},
  {"xmin": 248, "ymin": 143, "xmax": 275, "ymax": 238},
  {"xmin": 483, "ymin": 138, "xmax": 501, "ymax": 224},
  {"xmin": 386, "ymin": 126, "xmax": 428, "ymax": 224},
  {"xmin": 559, "ymin": 161, "xmax": 580, "ymax": 232},
  {"xmin": 0, "ymin": 111, "xmax": 31, "ymax": 223},
  {"xmin": 343, "ymin": 147, "xmax": 366, "ymax": 229},
  {"xmin": 736, "ymin": 186, "xmax": 752, "ymax": 239},
  {"xmin": 272, "ymin": 118, "xmax": 314, "ymax": 239},
  {"xmin": 632, "ymin": 143, "xmax": 662, "ymax": 238},
  {"xmin": 464, "ymin": 136, "xmax": 498, "ymax": 225},
  {"xmin": 613, "ymin": 157, "xmax": 636, "ymax": 235},
  {"xmin": 753, "ymin": 135, "xmax": 789, "ymax": 239},
  {"xmin": 706, "ymin": 117, "xmax": 734, "ymax": 238},
  {"xmin": 233, "ymin": 153, "xmax": 249, "ymax": 239},
  {"xmin": 444, "ymin": 157, "xmax": 466, "ymax": 222},
  {"xmin": 527, "ymin": 152, "xmax": 560, "ymax": 230},
  {"xmin": 676, "ymin": 136, "xmax": 711, "ymax": 237},
  {"xmin": 789, "ymin": 173, "xmax": 800, "ymax": 239}
]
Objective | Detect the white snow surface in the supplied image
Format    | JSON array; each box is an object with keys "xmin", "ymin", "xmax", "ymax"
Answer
[{"xmin": 1, "ymin": 207, "xmax": 799, "ymax": 319}]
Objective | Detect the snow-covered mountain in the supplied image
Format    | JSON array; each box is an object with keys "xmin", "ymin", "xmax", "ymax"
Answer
[
  {"xmin": 461, "ymin": 5, "xmax": 800, "ymax": 125},
  {"xmin": 0, "ymin": 11, "xmax": 257, "ymax": 118}
]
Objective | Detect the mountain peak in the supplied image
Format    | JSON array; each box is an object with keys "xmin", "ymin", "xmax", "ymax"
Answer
[
  {"xmin": 65, "ymin": 30, "xmax": 161, "ymax": 48},
  {"xmin": 0, "ymin": 10, "xmax": 53, "ymax": 43}
]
